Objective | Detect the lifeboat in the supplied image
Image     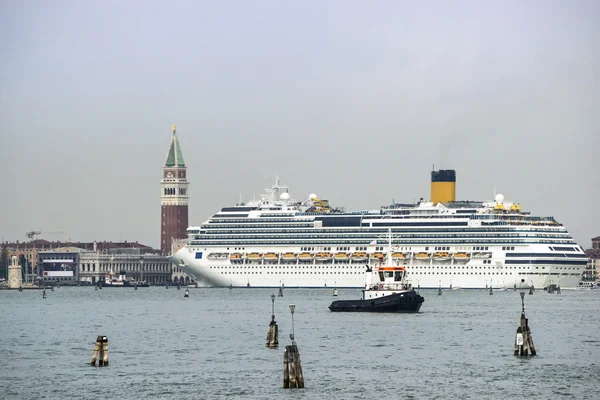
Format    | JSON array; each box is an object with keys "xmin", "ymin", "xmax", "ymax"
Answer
[
  {"xmin": 391, "ymin": 252, "xmax": 406, "ymax": 260},
  {"xmin": 247, "ymin": 253, "xmax": 263, "ymax": 260},
  {"xmin": 415, "ymin": 252, "xmax": 431, "ymax": 260},
  {"xmin": 372, "ymin": 252, "xmax": 385, "ymax": 260},
  {"xmin": 334, "ymin": 252, "xmax": 349, "ymax": 260},
  {"xmin": 351, "ymin": 251, "xmax": 368, "ymax": 261},
  {"xmin": 315, "ymin": 252, "xmax": 333, "ymax": 261},
  {"xmin": 209, "ymin": 253, "xmax": 228, "ymax": 260},
  {"xmin": 263, "ymin": 253, "xmax": 278, "ymax": 262},
  {"xmin": 230, "ymin": 253, "xmax": 243, "ymax": 263},
  {"xmin": 298, "ymin": 252, "xmax": 314, "ymax": 261},
  {"xmin": 433, "ymin": 252, "xmax": 451, "ymax": 261},
  {"xmin": 282, "ymin": 252, "xmax": 297, "ymax": 260},
  {"xmin": 453, "ymin": 252, "xmax": 470, "ymax": 261},
  {"xmin": 471, "ymin": 252, "xmax": 491, "ymax": 259}
]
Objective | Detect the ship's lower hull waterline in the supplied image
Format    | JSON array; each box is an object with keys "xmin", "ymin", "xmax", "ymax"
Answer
[{"xmin": 172, "ymin": 251, "xmax": 582, "ymax": 289}]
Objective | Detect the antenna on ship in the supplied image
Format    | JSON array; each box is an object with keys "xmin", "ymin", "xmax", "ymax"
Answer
[{"xmin": 386, "ymin": 228, "xmax": 393, "ymax": 266}]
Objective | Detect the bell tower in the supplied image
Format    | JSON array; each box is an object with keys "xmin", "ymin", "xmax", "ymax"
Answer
[{"xmin": 160, "ymin": 125, "xmax": 189, "ymax": 255}]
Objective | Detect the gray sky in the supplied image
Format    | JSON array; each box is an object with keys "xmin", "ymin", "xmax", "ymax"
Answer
[{"xmin": 1, "ymin": 0, "xmax": 598, "ymax": 248}]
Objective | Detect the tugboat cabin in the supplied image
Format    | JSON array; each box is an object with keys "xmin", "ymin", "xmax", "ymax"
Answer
[{"xmin": 363, "ymin": 266, "xmax": 413, "ymax": 300}]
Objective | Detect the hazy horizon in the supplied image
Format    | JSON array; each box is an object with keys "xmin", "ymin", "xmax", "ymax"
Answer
[{"xmin": 1, "ymin": 1, "xmax": 598, "ymax": 249}]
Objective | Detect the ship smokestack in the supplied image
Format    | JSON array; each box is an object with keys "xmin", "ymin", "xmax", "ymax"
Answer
[{"xmin": 431, "ymin": 169, "xmax": 456, "ymax": 204}]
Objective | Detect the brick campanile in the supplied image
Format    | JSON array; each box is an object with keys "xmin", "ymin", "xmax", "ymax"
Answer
[{"xmin": 160, "ymin": 125, "xmax": 189, "ymax": 255}]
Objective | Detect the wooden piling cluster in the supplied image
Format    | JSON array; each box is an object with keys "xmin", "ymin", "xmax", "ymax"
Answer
[
  {"xmin": 91, "ymin": 336, "xmax": 109, "ymax": 366},
  {"xmin": 514, "ymin": 293, "xmax": 536, "ymax": 357},
  {"xmin": 283, "ymin": 344, "xmax": 304, "ymax": 388},
  {"xmin": 266, "ymin": 318, "xmax": 278, "ymax": 348}
]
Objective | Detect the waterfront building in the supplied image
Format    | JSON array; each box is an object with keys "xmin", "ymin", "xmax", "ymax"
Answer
[
  {"xmin": 37, "ymin": 246, "xmax": 83, "ymax": 283},
  {"xmin": 160, "ymin": 125, "xmax": 189, "ymax": 255},
  {"xmin": 78, "ymin": 248, "xmax": 171, "ymax": 285},
  {"xmin": 584, "ymin": 236, "xmax": 600, "ymax": 281},
  {"xmin": 1, "ymin": 239, "xmax": 155, "ymax": 272}
]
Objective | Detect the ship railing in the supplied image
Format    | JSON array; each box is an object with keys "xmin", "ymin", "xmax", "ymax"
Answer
[{"xmin": 374, "ymin": 282, "xmax": 412, "ymax": 291}]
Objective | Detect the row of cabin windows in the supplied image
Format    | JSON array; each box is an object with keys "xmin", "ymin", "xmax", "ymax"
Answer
[
  {"xmin": 209, "ymin": 264, "xmax": 581, "ymax": 271},
  {"xmin": 217, "ymin": 271, "xmax": 580, "ymax": 276}
]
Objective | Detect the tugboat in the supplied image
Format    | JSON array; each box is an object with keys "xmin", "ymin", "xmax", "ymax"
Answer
[{"xmin": 329, "ymin": 230, "xmax": 424, "ymax": 313}]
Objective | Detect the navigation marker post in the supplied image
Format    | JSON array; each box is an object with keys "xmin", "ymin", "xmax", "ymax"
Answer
[
  {"xmin": 266, "ymin": 294, "xmax": 278, "ymax": 348},
  {"xmin": 514, "ymin": 280, "xmax": 536, "ymax": 357},
  {"xmin": 283, "ymin": 304, "xmax": 304, "ymax": 388}
]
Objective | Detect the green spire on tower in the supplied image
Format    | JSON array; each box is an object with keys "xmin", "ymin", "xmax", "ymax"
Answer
[{"xmin": 165, "ymin": 125, "xmax": 186, "ymax": 167}]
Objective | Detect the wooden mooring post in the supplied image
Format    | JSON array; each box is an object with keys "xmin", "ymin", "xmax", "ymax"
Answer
[
  {"xmin": 91, "ymin": 336, "xmax": 109, "ymax": 366},
  {"xmin": 283, "ymin": 304, "xmax": 304, "ymax": 388},
  {"xmin": 266, "ymin": 294, "xmax": 278, "ymax": 348},
  {"xmin": 514, "ymin": 292, "xmax": 536, "ymax": 357}
]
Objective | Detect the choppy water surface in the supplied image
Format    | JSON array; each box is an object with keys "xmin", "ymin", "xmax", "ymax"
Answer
[{"xmin": 0, "ymin": 287, "xmax": 598, "ymax": 399}]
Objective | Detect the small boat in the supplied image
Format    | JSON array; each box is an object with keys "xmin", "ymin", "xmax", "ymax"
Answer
[
  {"xmin": 298, "ymin": 252, "xmax": 314, "ymax": 261},
  {"xmin": 329, "ymin": 230, "xmax": 424, "ymax": 313},
  {"xmin": 372, "ymin": 252, "xmax": 385, "ymax": 260},
  {"xmin": 315, "ymin": 252, "xmax": 332, "ymax": 261},
  {"xmin": 433, "ymin": 252, "xmax": 451, "ymax": 261},
  {"xmin": 333, "ymin": 288, "xmax": 338, "ymax": 296},
  {"xmin": 453, "ymin": 252, "xmax": 470, "ymax": 261},
  {"xmin": 230, "ymin": 253, "xmax": 243, "ymax": 262},
  {"xmin": 247, "ymin": 253, "xmax": 263, "ymax": 260},
  {"xmin": 351, "ymin": 251, "xmax": 368, "ymax": 261},
  {"xmin": 282, "ymin": 252, "xmax": 297, "ymax": 261},
  {"xmin": 208, "ymin": 253, "xmax": 228, "ymax": 260},
  {"xmin": 329, "ymin": 265, "xmax": 424, "ymax": 312},
  {"xmin": 102, "ymin": 272, "xmax": 145, "ymax": 287},
  {"xmin": 391, "ymin": 252, "xmax": 406, "ymax": 260},
  {"xmin": 576, "ymin": 281, "xmax": 596, "ymax": 290},
  {"xmin": 334, "ymin": 252, "xmax": 349, "ymax": 260},
  {"xmin": 471, "ymin": 252, "xmax": 491, "ymax": 259},
  {"xmin": 263, "ymin": 253, "xmax": 279, "ymax": 262},
  {"xmin": 415, "ymin": 252, "xmax": 431, "ymax": 260}
]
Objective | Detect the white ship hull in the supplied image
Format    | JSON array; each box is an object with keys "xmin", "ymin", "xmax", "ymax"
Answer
[{"xmin": 173, "ymin": 246, "xmax": 583, "ymax": 289}]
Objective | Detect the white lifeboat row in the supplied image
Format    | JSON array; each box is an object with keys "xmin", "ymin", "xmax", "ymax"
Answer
[{"xmin": 207, "ymin": 251, "xmax": 488, "ymax": 262}]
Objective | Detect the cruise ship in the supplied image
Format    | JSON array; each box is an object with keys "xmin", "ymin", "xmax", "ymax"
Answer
[{"xmin": 171, "ymin": 170, "xmax": 586, "ymax": 289}]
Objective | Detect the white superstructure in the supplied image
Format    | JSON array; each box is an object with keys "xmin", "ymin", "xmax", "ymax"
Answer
[{"xmin": 172, "ymin": 176, "xmax": 586, "ymax": 289}]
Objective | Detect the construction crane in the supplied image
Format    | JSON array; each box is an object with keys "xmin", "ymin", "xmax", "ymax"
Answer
[{"xmin": 26, "ymin": 231, "xmax": 64, "ymax": 240}]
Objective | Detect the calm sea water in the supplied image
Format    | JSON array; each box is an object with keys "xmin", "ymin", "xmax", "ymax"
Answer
[{"xmin": 0, "ymin": 287, "xmax": 598, "ymax": 399}]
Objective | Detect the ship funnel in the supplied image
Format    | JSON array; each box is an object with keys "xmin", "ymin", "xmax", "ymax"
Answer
[{"xmin": 431, "ymin": 169, "xmax": 456, "ymax": 204}]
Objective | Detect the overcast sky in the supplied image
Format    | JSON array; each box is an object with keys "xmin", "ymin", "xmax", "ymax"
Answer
[{"xmin": 1, "ymin": 0, "xmax": 598, "ymax": 249}]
